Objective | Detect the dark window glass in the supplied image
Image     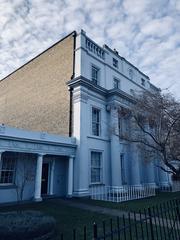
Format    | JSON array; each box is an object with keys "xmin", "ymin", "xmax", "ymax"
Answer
[
  {"xmin": 92, "ymin": 108, "xmax": 100, "ymax": 136},
  {"xmin": 91, "ymin": 152, "xmax": 102, "ymax": 183}
]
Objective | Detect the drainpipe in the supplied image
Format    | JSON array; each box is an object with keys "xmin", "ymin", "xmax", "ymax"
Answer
[{"xmin": 69, "ymin": 31, "xmax": 77, "ymax": 137}]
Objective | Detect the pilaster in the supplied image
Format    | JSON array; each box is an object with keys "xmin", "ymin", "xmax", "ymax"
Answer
[
  {"xmin": 34, "ymin": 153, "xmax": 44, "ymax": 202},
  {"xmin": 110, "ymin": 105, "xmax": 122, "ymax": 186},
  {"xmin": 67, "ymin": 155, "xmax": 74, "ymax": 197},
  {"xmin": 49, "ymin": 160, "xmax": 55, "ymax": 195}
]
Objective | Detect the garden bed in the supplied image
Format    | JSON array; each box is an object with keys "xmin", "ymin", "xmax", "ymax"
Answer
[{"xmin": 0, "ymin": 210, "xmax": 56, "ymax": 240}]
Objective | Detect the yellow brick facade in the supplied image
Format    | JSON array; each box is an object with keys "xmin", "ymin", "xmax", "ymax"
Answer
[{"xmin": 0, "ymin": 33, "xmax": 75, "ymax": 136}]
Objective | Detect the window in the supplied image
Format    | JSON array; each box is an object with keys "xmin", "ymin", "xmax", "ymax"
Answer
[
  {"xmin": 118, "ymin": 117, "xmax": 122, "ymax": 137},
  {"xmin": 113, "ymin": 78, "xmax": 120, "ymax": 89},
  {"xmin": 113, "ymin": 58, "xmax": 118, "ymax": 68},
  {"xmin": 91, "ymin": 65, "xmax": 100, "ymax": 85},
  {"xmin": 92, "ymin": 107, "xmax": 101, "ymax": 136},
  {"xmin": 129, "ymin": 69, "xmax": 133, "ymax": 79},
  {"xmin": 130, "ymin": 89, "xmax": 135, "ymax": 96},
  {"xmin": 0, "ymin": 152, "xmax": 16, "ymax": 184},
  {"xmin": 91, "ymin": 152, "xmax": 102, "ymax": 183},
  {"xmin": 141, "ymin": 78, "xmax": 145, "ymax": 86},
  {"xmin": 120, "ymin": 153, "xmax": 126, "ymax": 185}
]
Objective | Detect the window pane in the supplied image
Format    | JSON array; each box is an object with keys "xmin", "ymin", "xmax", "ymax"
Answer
[
  {"xmin": 113, "ymin": 58, "xmax": 118, "ymax": 68},
  {"xmin": 91, "ymin": 66, "xmax": 99, "ymax": 84},
  {"xmin": 91, "ymin": 152, "xmax": 102, "ymax": 183},
  {"xmin": 92, "ymin": 108, "xmax": 97, "ymax": 121},
  {"xmin": 114, "ymin": 79, "xmax": 119, "ymax": 89},
  {"xmin": 92, "ymin": 123, "xmax": 99, "ymax": 136},
  {"xmin": 91, "ymin": 169, "xmax": 100, "ymax": 182},
  {"xmin": 141, "ymin": 78, "xmax": 145, "ymax": 86},
  {"xmin": 0, "ymin": 153, "xmax": 16, "ymax": 184},
  {"xmin": 118, "ymin": 118, "xmax": 122, "ymax": 136},
  {"xmin": 92, "ymin": 108, "xmax": 100, "ymax": 136},
  {"xmin": 91, "ymin": 153, "xmax": 101, "ymax": 167},
  {"xmin": 120, "ymin": 154, "xmax": 126, "ymax": 185},
  {"xmin": 0, "ymin": 171, "xmax": 14, "ymax": 184}
]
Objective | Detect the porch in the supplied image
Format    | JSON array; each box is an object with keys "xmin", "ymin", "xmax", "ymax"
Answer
[{"xmin": 0, "ymin": 125, "xmax": 76, "ymax": 203}]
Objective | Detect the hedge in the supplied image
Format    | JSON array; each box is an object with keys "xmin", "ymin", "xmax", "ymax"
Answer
[{"xmin": 0, "ymin": 210, "xmax": 57, "ymax": 240}]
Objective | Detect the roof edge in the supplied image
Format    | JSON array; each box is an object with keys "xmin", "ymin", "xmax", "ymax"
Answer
[
  {"xmin": 0, "ymin": 30, "xmax": 76, "ymax": 83},
  {"xmin": 104, "ymin": 44, "xmax": 150, "ymax": 80}
]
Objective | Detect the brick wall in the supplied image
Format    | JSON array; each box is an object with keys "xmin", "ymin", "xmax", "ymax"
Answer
[{"xmin": 0, "ymin": 33, "xmax": 75, "ymax": 136}]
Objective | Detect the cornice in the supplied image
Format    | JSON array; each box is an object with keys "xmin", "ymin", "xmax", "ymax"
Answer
[
  {"xmin": 67, "ymin": 76, "xmax": 107, "ymax": 96},
  {"xmin": 78, "ymin": 46, "xmax": 150, "ymax": 91},
  {"xmin": 107, "ymin": 89, "xmax": 136, "ymax": 104},
  {"xmin": 0, "ymin": 135, "xmax": 77, "ymax": 148},
  {"xmin": 67, "ymin": 76, "xmax": 136, "ymax": 104}
]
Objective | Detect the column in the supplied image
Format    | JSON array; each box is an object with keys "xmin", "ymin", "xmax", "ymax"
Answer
[
  {"xmin": 67, "ymin": 156, "xmax": 74, "ymax": 197},
  {"xmin": 0, "ymin": 151, "xmax": 4, "ymax": 176},
  {"xmin": 130, "ymin": 117, "xmax": 141, "ymax": 186},
  {"xmin": 73, "ymin": 86, "xmax": 89, "ymax": 196},
  {"xmin": 131, "ymin": 143, "xmax": 141, "ymax": 186},
  {"xmin": 158, "ymin": 164, "xmax": 170, "ymax": 187},
  {"xmin": 147, "ymin": 161, "xmax": 156, "ymax": 186},
  {"xmin": 34, "ymin": 153, "xmax": 44, "ymax": 202},
  {"xmin": 0, "ymin": 151, "xmax": 4, "ymax": 164},
  {"xmin": 49, "ymin": 160, "xmax": 55, "ymax": 195},
  {"xmin": 110, "ymin": 106, "xmax": 122, "ymax": 186}
]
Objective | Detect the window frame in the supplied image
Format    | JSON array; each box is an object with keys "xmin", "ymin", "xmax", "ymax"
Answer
[
  {"xmin": 91, "ymin": 107, "xmax": 101, "ymax": 136},
  {"xmin": 91, "ymin": 64, "xmax": 100, "ymax": 85},
  {"xmin": 120, "ymin": 153, "xmax": 126, "ymax": 185},
  {"xmin": 0, "ymin": 152, "xmax": 16, "ymax": 186},
  {"xmin": 113, "ymin": 58, "xmax": 118, "ymax": 68},
  {"xmin": 113, "ymin": 77, "xmax": 120, "ymax": 89},
  {"xmin": 129, "ymin": 68, "xmax": 134, "ymax": 79},
  {"xmin": 118, "ymin": 117, "xmax": 122, "ymax": 137},
  {"xmin": 90, "ymin": 151, "xmax": 103, "ymax": 184},
  {"xmin": 141, "ymin": 78, "xmax": 145, "ymax": 86}
]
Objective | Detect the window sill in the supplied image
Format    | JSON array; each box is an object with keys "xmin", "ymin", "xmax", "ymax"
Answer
[
  {"xmin": 87, "ymin": 135, "xmax": 110, "ymax": 142},
  {"xmin": 0, "ymin": 184, "xmax": 17, "ymax": 189},
  {"xmin": 89, "ymin": 183, "xmax": 105, "ymax": 187}
]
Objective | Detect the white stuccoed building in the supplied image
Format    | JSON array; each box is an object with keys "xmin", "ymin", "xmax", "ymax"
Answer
[
  {"xmin": 68, "ymin": 30, "xmax": 170, "ymax": 197},
  {"xmin": 0, "ymin": 30, "xmax": 170, "ymax": 203}
]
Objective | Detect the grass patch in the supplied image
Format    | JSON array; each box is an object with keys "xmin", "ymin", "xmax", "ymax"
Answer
[
  {"xmin": 0, "ymin": 193, "xmax": 179, "ymax": 240},
  {"xmin": 74, "ymin": 192, "xmax": 180, "ymax": 212},
  {"xmin": 0, "ymin": 199, "xmax": 118, "ymax": 240}
]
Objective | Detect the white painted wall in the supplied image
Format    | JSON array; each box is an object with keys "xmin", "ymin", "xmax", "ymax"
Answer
[
  {"xmin": 75, "ymin": 30, "xmax": 151, "ymax": 94},
  {"xmin": 72, "ymin": 30, "xmax": 168, "ymax": 196},
  {"xmin": 53, "ymin": 156, "xmax": 68, "ymax": 196}
]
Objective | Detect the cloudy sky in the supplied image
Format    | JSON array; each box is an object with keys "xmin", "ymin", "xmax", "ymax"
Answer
[{"xmin": 0, "ymin": 0, "xmax": 180, "ymax": 97}]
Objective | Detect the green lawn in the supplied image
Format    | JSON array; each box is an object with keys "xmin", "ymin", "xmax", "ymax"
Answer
[
  {"xmin": 0, "ymin": 199, "xmax": 118, "ymax": 240},
  {"xmin": 0, "ymin": 200, "xmax": 168, "ymax": 240},
  {"xmin": 74, "ymin": 192, "xmax": 180, "ymax": 212},
  {"xmin": 0, "ymin": 192, "xmax": 179, "ymax": 239}
]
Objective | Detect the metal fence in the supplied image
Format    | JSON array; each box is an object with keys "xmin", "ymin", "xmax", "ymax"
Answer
[
  {"xmin": 159, "ymin": 181, "xmax": 180, "ymax": 192},
  {"xmin": 60, "ymin": 198, "xmax": 180, "ymax": 240},
  {"xmin": 90, "ymin": 185, "xmax": 156, "ymax": 203}
]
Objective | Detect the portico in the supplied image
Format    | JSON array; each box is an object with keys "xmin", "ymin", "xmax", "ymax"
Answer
[{"xmin": 0, "ymin": 125, "xmax": 76, "ymax": 203}]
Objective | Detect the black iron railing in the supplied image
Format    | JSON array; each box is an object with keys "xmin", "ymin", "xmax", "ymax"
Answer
[{"xmin": 60, "ymin": 198, "xmax": 180, "ymax": 240}]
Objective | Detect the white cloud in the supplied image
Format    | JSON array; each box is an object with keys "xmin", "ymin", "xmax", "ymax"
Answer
[
  {"xmin": 141, "ymin": 17, "xmax": 174, "ymax": 38},
  {"xmin": 123, "ymin": 0, "xmax": 149, "ymax": 15},
  {"xmin": 0, "ymin": 0, "xmax": 180, "ymax": 99}
]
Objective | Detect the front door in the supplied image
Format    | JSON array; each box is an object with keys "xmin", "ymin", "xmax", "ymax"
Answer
[{"xmin": 41, "ymin": 163, "xmax": 49, "ymax": 195}]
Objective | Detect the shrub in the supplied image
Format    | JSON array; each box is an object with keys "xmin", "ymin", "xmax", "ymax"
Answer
[{"xmin": 0, "ymin": 210, "xmax": 56, "ymax": 240}]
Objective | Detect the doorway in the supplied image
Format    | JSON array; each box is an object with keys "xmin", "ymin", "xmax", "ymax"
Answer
[{"xmin": 41, "ymin": 163, "xmax": 49, "ymax": 195}]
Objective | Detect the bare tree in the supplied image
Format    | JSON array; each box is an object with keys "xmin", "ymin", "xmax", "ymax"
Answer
[
  {"xmin": 15, "ymin": 154, "xmax": 35, "ymax": 202},
  {"xmin": 117, "ymin": 90, "xmax": 180, "ymax": 180}
]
